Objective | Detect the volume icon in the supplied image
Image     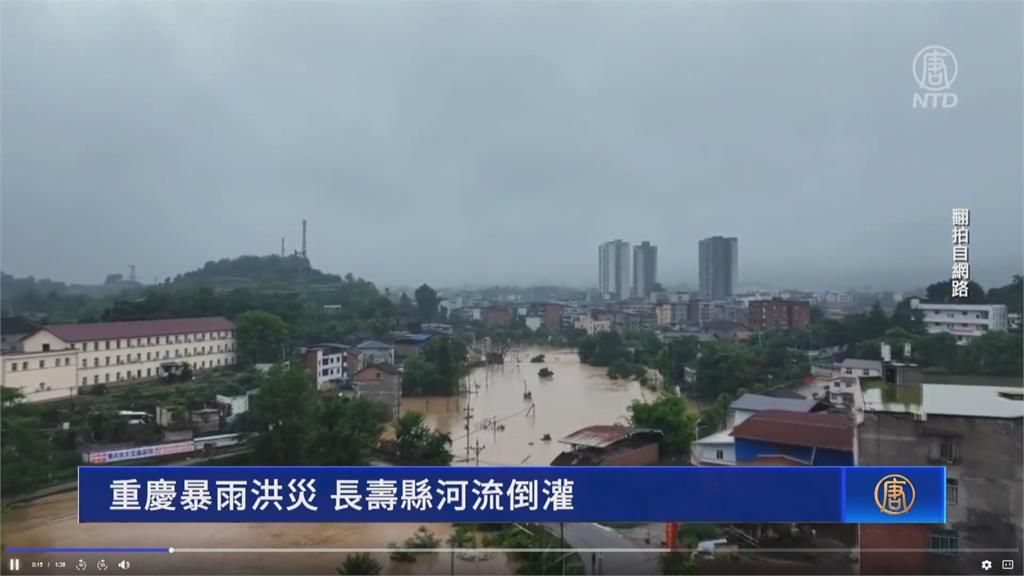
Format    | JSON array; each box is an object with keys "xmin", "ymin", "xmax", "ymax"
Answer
[{"xmin": 119, "ymin": 560, "xmax": 131, "ymax": 570}]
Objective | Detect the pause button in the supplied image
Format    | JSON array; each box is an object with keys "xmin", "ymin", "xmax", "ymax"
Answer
[{"xmin": 8, "ymin": 558, "xmax": 21, "ymax": 572}]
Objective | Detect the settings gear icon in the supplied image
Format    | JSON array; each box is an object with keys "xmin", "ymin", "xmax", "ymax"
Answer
[{"xmin": 982, "ymin": 560, "xmax": 993, "ymax": 571}]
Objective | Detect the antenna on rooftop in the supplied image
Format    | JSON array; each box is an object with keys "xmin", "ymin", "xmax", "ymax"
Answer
[{"xmin": 301, "ymin": 219, "xmax": 308, "ymax": 259}]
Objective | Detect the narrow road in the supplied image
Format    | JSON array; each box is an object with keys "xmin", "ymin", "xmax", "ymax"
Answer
[{"xmin": 542, "ymin": 522, "xmax": 660, "ymax": 575}]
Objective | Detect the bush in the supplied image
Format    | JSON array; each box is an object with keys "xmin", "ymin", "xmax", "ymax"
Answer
[{"xmin": 337, "ymin": 553, "xmax": 382, "ymax": 575}]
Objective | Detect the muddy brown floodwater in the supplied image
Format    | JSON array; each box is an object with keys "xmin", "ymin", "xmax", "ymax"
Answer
[{"xmin": 3, "ymin": 347, "xmax": 652, "ymax": 575}]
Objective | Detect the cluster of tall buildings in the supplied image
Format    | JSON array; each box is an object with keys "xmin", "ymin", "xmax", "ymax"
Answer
[
  {"xmin": 597, "ymin": 236, "xmax": 738, "ymax": 301},
  {"xmin": 597, "ymin": 240, "xmax": 658, "ymax": 300}
]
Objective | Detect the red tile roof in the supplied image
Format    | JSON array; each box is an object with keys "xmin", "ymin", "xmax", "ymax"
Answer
[
  {"xmin": 41, "ymin": 317, "xmax": 235, "ymax": 343},
  {"xmin": 731, "ymin": 410, "xmax": 854, "ymax": 451}
]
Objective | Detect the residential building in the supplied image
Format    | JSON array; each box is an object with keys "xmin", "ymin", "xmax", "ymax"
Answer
[
  {"xmin": 698, "ymin": 236, "xmax": 738, "ymax": 300},
  {"xmin": 631, "ymin": 241, "xmax": 657, "ymax": 299},
  {"xmin": 699, "ymin": 320, "xmax": 753, "ymax": 342},
  {"xmin": 747, "ymin": 298, "xmax": 811, "ymax": 331},
  {"xmin": 1, "ymin": 316, "xmax": 38, "ymax": 352},
  {"xmin": 692, "ymin": 393, "xmax": 827, "ymax": 466},
  {"xmin": 421, "ymin": 323, "xmax": 453, "ymax": 335},
  {"xmin": 910, "ymin": 299, "xmax": 1009, "ymax": 344},
  {"xmin": 859, "ymin": 382, "xmax": 1023, "ymax": 574},
  {"xmin": 550, "ymin": 425, "xmax": 661, "ymax": 466},
  {"xmin": 573, "ymin": 315, "xmax": 612, "ymax": 335},
  {"xmin": 836, "ymin": 358, "xmax": 883, "ymax": 378},
  {"xmin": 686, "ymin": 299, "xmax": 712, "ymax": 326},
  {"xmin": 730, "ymin": 410, "xmax": 855, "ymax": 466},
  {"xmin": 302, "ymin": 343, "xmax": 349, "ymax": 390},
  {"xmin": 355, "ymin": 340, "xmax": 395, "ymax": 369},
  {"xmin": 727, "ymin": 393, "xmax": 825, "ymax": 427},
  {"xmin": 1, "ymin": 317, "xmax": 236, "ymax": 402},
  {"xmin": 393, "ymin": 333, "xmax": 431, "ymax": 364},
  {"xmin": 541, "ymin": 303, "xmax": 564, "ymax": 331},
  {"xmin": 352, "ymin": 363, "xmax": 402, "ymax": 419},
  {"xmin": 655, "ymin": 304, "xmax": 675, "ymax": 326},
  {"xmin": 690, "ymin": 429, "xmax": 737, "ymax": 466},
  {"xmin": 598, "ymin": 239, "xmax": 631, "ymax": 300},
  {"xmin": 483, "ymin": 306, "xmax": 513, "ymax": 328}
]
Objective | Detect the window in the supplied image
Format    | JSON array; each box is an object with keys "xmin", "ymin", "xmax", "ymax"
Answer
[
  {"xmin": 715, "ymin": 449, "xmax": 724, "ymax": 460},
  {"xmin": 862, "ymin": 369, "xmax": 870, "ymax": 376},
  {"xmin": 21, "ymin": 362, "xmax": 27, "ymax": 369},
  {"xmin": 42, "ymin": 343, "xmax": 51, "ymax": 351},
  {"xmin": 11, "ymin": 363, "xmax": 17, "ymax": 371},
  {"xmin": 105, "ymin": 357, "xmax": 110, "ymax": 366},
  {"xmin": 946, "ymin": 479, "xmax": 958, "ymax": 504},
  {"xmin": 82, "ymin": 359, "xmax": 87, "ymax": 367},
  {"xmin": 39, "ymin": 360, "xmax": 45, "ymax": 368},
  {"xmin": 94, "ymin": 375, "xmax": 99, "ymax": 384},
  {"xmin": 82, "ymin": 377, "xmax": 87, "ymax": 386},
  {"xmin": 116, "ymin": 372, "xmax": 122, "ymax": 381},
  {"xmin": 929, "ymin": 529, "xmax": 959, "ymax": 555},
  {"xmin": 65, "ymin": 357, "xmax": 71, "ymax": 366},
  {"xmin": 105, "ymin": 374, "xmax": 110, "ymax": 383},
  {"xmin": 147, "ymin": 368, "xmax": 152, "ymax": 377},
  {"xmin": 94, "ymin": 358, "xmax": 99, "ymax": 367},
  {"xmin": 105, "ymin": 341, "xmax": 111, "ymax": 350},
  {"xmin": 939, "ymin": 439, "xmax": 959, "ymax": 462},
  {"xmin": 116, "ymin": 340, "xmax": 121, "ymax": 349}
]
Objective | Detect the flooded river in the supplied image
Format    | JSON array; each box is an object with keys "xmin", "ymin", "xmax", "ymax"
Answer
[{"xmin": 3, "ymin": 347, "xmax": 651, "ymax": 575}]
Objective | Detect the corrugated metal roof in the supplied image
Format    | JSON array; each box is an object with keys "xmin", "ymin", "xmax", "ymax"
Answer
[
  {"xmin": 41, "ymin": 317, "xmax": 234, "ymax": 342},
  {"xmin": 731, "ymin": 410, "xmax": 854, "ymax": 451},
  {"xmin": 559, "ymin": 425, "xmax": 641, "ymax": 448},
  {"xmin": 394, "ymin": 333, "xmax": 432, "ymax": 343},
  {"xmin": 730, "ymin": 393, "xmax": 817, "ymax": 413},
  {"xmin": 839, "ymin": 358, "xmax": 882, "ymax": 372},
  {"xmin": 357, "ymin": 340, "xmax": 393, "ymax": 350}
]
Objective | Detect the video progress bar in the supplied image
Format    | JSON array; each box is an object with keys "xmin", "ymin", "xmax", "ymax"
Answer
[
  {"xmin": 5, "ymin": 548, "xmax": 169, "ymax": 553},
  {"xmin": 7, "ymin": 547, "xmax": 1020, "ymax": 554}
]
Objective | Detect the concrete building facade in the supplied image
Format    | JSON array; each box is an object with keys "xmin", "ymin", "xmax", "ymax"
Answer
[
  {"xmin": 747, "ymin": 298, "xmax": 811, "ymax": 331},
  {"xmin": 698, "ymin": 236, "xmax": 738, "ymax": 300},
  {"xmin": 302, "ymin": 343, "xmax": 349, "ymax": 390},
  {"xmin": 859, "ymin": 383, "xmax": 1023, "ymax": 574},
  {"xmin": 1, "ymin": 317, "xmax": 237, "ymax": 402},
  {"xmin": 631, "ymin": 241, "xmax": 657, "ymax": 299},
  {"xmin": 598, "ymin": 239, "xmax": 631, "ymax": 300},
  {"xmin": 910, "ymin": 299, "xmax": 1009, "ymax": 344}
]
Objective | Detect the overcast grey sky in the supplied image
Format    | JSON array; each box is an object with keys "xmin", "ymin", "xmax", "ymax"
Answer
[{"xmin": 2, "ymin": 1, "xmax": 1021, "ymax": 292}]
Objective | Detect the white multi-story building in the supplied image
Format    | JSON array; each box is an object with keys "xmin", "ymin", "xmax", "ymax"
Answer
[
  {"xmin": 302, "ymin": 343, "xmax": 349, "ymax": 390},
  {"xmin": 1, "ymin": 317, "xmax": 237, "ymax": 402},
  {"xmin": 910, "ymin": 299, "xmax": 1008, "ymax": 344}
]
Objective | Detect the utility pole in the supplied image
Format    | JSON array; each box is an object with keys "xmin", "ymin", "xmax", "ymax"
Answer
[
  {"xmin": 463, "ymin": 399, "xmax": 473, "ymax": 463},
  {"xmin": 472, "ymin": 438, "xmax": 484, "ymax": 466}
]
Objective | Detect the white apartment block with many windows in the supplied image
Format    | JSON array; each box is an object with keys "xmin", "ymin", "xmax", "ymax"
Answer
[
  {"xmin": 910, "ymin": 299, "xmax": 1008, "ymax": 344},
  {"xmin": 1, "ymin": 317, "xmax": 237, "ymax": 402}
]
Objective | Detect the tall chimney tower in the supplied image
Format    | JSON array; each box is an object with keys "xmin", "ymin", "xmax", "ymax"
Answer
[
  {"xmin": 280, "ymin": 237, "xmax": 285, "ymax": 257},
  {"xmin": 301, "ymin": 219, "xmax": 308, "ymax": 259}
]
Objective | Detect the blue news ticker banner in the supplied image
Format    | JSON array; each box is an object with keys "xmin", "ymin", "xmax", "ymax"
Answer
[{"xmin": 78, "ymin": 466, "xmax": 945, "ymax": 523}]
